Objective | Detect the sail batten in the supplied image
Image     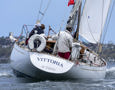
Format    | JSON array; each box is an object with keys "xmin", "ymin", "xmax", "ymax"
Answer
[{"xmin": 79, "ymin": 0, "xmax": 111, "ymax": 43}]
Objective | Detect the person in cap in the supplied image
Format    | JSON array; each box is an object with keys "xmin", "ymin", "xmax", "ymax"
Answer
[
  {"xmin": 25, "ymin": 23, "xmax": 45, "ymax": 45},
  {"xmin": 52, "ymin": 25, "xmax": 73, "ymax": 59},
  {"xmin": 28, "ymin": 23, "xmax": 45, "ymax": 38}
]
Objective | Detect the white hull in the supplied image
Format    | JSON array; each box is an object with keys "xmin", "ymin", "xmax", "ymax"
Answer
[{"xmin": 10, "ymin": 43, "xmax": 106, "ymax": 80}]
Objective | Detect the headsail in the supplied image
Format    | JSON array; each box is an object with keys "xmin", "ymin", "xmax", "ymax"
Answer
[{"xmin": 79, "ymin": 0, "xmax": 111, "ymax": 43}]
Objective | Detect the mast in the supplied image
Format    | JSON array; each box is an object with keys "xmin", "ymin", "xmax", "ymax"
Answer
[
  {"xmin": 75, "ymin": 2, "xmax": 82, "ymax": 40},
  {"xmin": 67, "ymin": 0, "xmax": 82, "ymax": 35}
]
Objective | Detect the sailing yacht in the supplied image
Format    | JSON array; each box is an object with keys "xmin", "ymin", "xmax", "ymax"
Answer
[{"xmin": 10, "ymin": 0, "xmax": 112, "ymax": 80}]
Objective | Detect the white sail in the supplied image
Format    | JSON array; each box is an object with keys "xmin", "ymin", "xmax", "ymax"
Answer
[{"xmin": 79, "ymin": 0, "xmax": 111, "ymax": 43}]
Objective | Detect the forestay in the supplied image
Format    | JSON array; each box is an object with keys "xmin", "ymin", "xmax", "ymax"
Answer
[{"xmin": 79, "ymin": 0, "xmax": 111, "ymax": 43}]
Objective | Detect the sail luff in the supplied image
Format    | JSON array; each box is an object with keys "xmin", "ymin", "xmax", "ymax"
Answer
[{"xmin": 79, "ymin": 0, "xmax": 111, "ymax": 43}]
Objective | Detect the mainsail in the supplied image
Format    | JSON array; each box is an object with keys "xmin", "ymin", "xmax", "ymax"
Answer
[{"xmin": 79, "ymin": 0, "xmax": 111, "ymax": 43}]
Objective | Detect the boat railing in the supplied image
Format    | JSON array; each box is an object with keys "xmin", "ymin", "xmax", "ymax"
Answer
[{"xmin": 17, "ymin": 24, "xmax": 34, "ymax": 46}]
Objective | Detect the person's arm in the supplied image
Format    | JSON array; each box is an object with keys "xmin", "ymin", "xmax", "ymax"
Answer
[{"xmin": 29, "ymin": 30, "xmax": 34, "ymax": 38}]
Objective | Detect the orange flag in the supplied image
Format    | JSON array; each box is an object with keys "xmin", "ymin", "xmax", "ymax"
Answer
[{"xmin": 68, "ymin": 0, "xmax": 75, "ymax": 6}]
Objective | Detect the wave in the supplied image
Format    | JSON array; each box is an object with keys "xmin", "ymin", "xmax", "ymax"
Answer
[
  {"xmin": 106, "ymin": 67, "xmax": 115, "ymax": 72},
  {"xmin": 0, "ymin": 72, "xmax": 13, "ymax": 77},
  {"xmin": 106, "ymin": 67, "xmax": 115, "ymax": 79}
]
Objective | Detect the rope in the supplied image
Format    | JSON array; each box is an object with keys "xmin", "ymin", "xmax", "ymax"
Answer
[
  {"xmin": 85, "ymin": 13, "xmax": 98, "ymax": 43},
  {"xmin": 48, "ymin": 26, "xmax": 56, "ymax": 37},
  {"xmin": 80, "ymin": 0, "xmax": 97, "ymax": 43}
]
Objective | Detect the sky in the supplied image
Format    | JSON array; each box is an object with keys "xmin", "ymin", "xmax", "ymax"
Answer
[{"xmin": 0, "ymin": 0, "xmax": 115, "ymax": 44}]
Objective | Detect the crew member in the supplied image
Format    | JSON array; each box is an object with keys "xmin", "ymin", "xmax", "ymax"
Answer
[
  {"xmin": 53, "ymin": 25, "xmax": 73, "ymax": 59},
  {"xmin": 26, "ymin": 23, "xmax": 45, "ymax": 45}
]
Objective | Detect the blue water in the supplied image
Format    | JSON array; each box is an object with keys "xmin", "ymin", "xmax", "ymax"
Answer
[{"xmin": 0, "ymin": 61, "xmax": 115, "ymax": 90}]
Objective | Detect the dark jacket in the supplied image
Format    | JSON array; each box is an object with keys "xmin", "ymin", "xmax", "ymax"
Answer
[{"xmin": 29, "ymin": 27, "xmax": 44, "ymax": 38}]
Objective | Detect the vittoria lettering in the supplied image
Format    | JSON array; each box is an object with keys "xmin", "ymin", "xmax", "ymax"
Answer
[{"xmin": 37, "ymin": 57, "xmax": 63, "ymax": 67}]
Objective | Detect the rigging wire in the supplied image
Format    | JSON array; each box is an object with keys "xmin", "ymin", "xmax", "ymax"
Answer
[
  {"xmin": 37, "ymin": 0, "xmax": 43, "ymax": 22},
  {"xmin": 80, "ymin": 0, "xmax": 98, "ymax": 43},
  {"xmin": 36, "ymin": 0, "xmax": 52, "ymax": 23},
  {"xmin": 85, "ymin": 12, "xmax": 98, "ymax": 43},
  {"xmin": 59, "ymin": 7, "xmax": 70, "ymax": 32},
  {"xmin": 40, "ymin": 0, "xmax": 52, "ymax": 21},
  {"xmin": 101, "ymin": 0, "xmax": 115, "ymax": 44}
]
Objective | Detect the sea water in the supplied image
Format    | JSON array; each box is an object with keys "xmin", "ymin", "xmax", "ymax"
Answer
[{"xmin": 0, "ymin": 61, "xmax": 115, "ymax": 90}]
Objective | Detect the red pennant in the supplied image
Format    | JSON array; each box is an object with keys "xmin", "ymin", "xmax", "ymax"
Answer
[{"xmin": 68, "ymin": 0, "xmax": 75, "ymax": 6}]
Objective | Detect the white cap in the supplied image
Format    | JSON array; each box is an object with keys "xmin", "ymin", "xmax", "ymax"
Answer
[{"xmin": 35, "ymin": 23, "xmax": 41, "ymax": 27}]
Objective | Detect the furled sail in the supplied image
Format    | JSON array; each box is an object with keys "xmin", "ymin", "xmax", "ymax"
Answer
[
  {"xmin": 67, "ymin": 0, "xmax": 82, "ymax": 30},
  {"xmin": 79, "ymin": 0, "xmax": 111, "ymax": 43}
]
